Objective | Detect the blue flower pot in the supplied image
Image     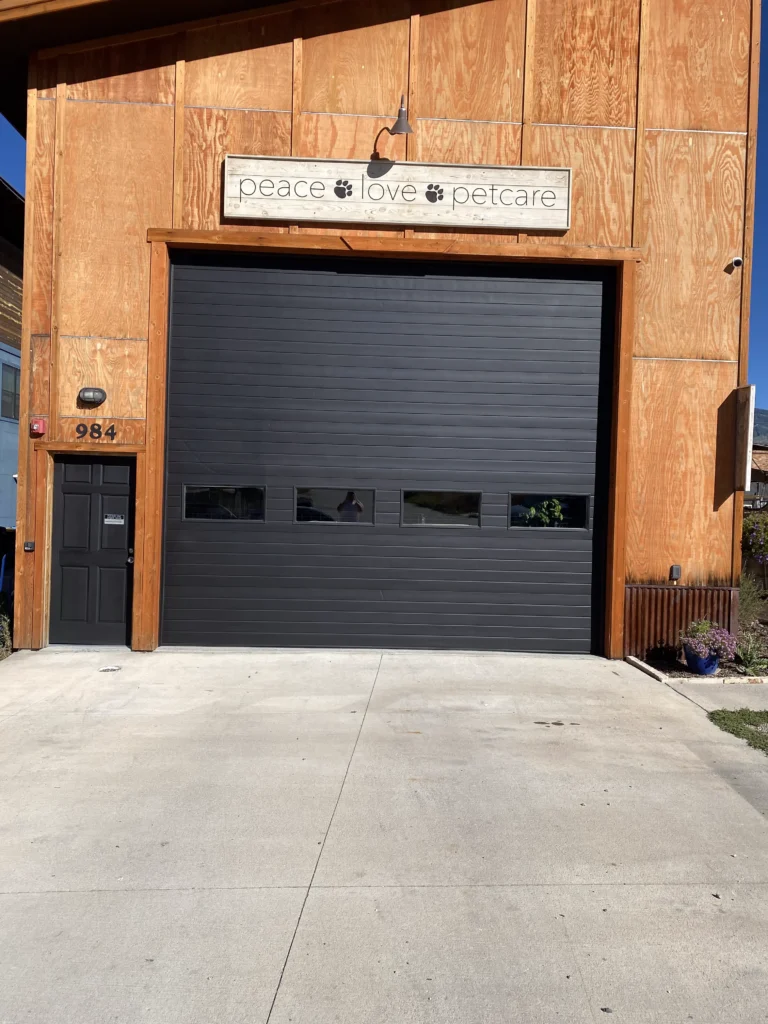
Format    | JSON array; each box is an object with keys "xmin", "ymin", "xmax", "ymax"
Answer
[{"xmin": 684, "ymin": 645, "xmax": 719, "ymax": 676}]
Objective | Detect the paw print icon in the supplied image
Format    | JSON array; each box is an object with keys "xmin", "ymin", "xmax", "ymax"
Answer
[
  {"xmin": 334, "ymin": 179, "xmax": 353, "ymax": 198},
  {"xmin": 425, "ymin": 184, "xmax": 444, "ymax": 203}
]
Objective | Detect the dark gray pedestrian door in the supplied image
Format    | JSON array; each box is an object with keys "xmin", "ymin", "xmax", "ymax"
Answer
[
  {"xmin": 162, "ymin": 253, "xmax": 613, "ymax": 653},
  {"xmin": 50, "ymin": 456, "xmax": 135, "ymax": 645}
]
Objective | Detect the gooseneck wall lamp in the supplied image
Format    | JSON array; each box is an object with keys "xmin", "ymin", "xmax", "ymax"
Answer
[{"xmin": 371, "ymin": 95, "xmax": 413, "ymax": 160}]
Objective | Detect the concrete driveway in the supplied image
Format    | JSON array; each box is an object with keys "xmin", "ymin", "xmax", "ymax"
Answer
[{"xmin": 1, "ymin": 648, "xmax": 767, "ymax": 1024}]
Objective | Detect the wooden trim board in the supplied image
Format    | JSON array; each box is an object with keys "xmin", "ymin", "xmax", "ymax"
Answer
[
  {"xmin": 147, "ymin": 228, "xmax": 644, "ymax": 263},
  {"xmin": 605, "ymin": 259, "xmax": 635, "ymax": 657},
  {"xmin": 134, "ymin": 241, "xmax": 170, "ymax": 651},
  {"xmin": 14, "ymin": 61, "xmax": 38, "ymax": 650},
  {"xmin": 30, "ymin": 447, "xmax": 53, "ymax": 649},
  {"xmin": 136, "ymin": 232, "xmax": 635, "ymax": 654},
  {"xmin": 33, "ymin": 441, "xmax": 146, "ymax": 452}
]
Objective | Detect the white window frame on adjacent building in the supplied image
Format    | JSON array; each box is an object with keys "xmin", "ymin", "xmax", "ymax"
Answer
[{"xmin": 1, "ymin": 363, "xmax": 20, "ymax": 421}]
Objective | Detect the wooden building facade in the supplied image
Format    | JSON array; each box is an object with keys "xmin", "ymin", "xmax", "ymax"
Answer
[{"xmin": 2, "ymin": 0, "xmax": 761, "ymax": 655}]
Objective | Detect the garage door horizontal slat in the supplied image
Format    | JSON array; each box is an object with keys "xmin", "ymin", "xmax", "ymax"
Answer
[{"xmin": 162, "ymin": 253, "xmax": 609, "ymax": 652}]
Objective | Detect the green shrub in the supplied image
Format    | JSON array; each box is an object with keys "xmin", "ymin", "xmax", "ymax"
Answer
[
  {"xmin": 735, "ymin": 624, "xmax": 768, "ymax": 675},
  {"xmin": 0, "ymin": 613, "xmax": 11, "ymax": 661},
  {"xmin": 739, "ymin": 573, "xmax": 766, "ymax": 627}
]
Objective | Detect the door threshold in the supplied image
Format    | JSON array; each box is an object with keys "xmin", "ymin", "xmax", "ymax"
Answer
[{"xmin": 44, "ymin": 644, "xmax": 132, "ymax": 653}]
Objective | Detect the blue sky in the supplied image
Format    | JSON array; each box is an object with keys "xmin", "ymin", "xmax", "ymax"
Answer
[
  {"xmin": 748, "ymin": 6, "xmax": 767, "ymax": 408},
  {"xmin": 1, "ymin": 29, "xmax": 766, "ymax": 402}
]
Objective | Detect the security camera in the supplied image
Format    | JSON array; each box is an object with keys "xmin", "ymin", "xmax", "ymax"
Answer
[{"xmin": 732, "ymin": 256, "xmax": 744, "ymax": 268}]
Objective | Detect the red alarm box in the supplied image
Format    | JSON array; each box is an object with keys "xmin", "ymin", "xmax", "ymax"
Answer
[{"xmin": 29, "ymin": 418, "xmax": 47, "ymax": 437}]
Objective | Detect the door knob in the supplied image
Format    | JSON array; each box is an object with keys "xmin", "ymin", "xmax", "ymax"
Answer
[{"xmin": 126, "ymin": 556, "xmax": 134, "ymax": 565}]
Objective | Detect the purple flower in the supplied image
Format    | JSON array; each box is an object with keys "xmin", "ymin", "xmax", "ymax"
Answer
[{"xmin": 681, "ymin": 620, "xmax": 737, "ymax": 660}]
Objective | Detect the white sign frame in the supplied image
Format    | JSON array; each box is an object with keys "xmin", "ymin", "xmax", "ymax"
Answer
[
  {"xmin": 224, "ymin": 155, "xmax": 572, "ymax": 232},
  {"xmin": 736, "ymin": 384, "xmax": 756, "ymax": 492}
]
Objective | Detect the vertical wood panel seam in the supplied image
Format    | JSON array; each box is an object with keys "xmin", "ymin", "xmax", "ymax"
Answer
[
  {"xmin": 172, "ymin": 35, "xmax": 186, "ymax": 229},
  {"xmin": 48, "ymin": 74, "xmax": 66, "ymax": 446},
  {"xmin": 518, "ymin": 0, "xmax": 537, "ymax": 242},
  {"xmin": 290, "ymin": 36, "xmax": 303, "ymax": 233},
  {"xmin": 404, "ymin": 9, "xmax": 419, "ymax": 238},
  {"xmin": 520, "ymin": 0, "xmax": 536, "ymax": 164},
  {"xmin": 631, "ymin": 0, "xmax": 649, "ymax": 248}
]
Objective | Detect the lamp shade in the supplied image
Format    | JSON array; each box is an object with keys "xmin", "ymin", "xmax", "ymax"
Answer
[{"xmin": 390, "ymin": 95, "xmax": 413, "ymax": 135}]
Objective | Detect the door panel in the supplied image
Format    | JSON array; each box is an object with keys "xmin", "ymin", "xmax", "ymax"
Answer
[
  {"xmin": 50, "ymin": 456, "xmax": 135, "ymax": 645},
  {"xmin": 162, "ymin": 254, "xmax": 613, "ymax": 653}
]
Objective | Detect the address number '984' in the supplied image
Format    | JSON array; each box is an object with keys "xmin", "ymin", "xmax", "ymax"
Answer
[{"xmin": 76, "ymin": 423, "xmax": 117, "ymax": 440}]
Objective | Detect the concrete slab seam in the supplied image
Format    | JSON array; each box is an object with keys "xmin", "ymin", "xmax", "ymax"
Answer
[
  {"xmin": 664, "ymin": 681, "xmax": 718, "ymax": 715},
  {"xmin": 263, "ymin": 652, "xmax": 384, "ymax": 1024}
]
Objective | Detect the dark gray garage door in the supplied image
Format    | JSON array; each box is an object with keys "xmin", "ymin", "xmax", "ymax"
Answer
[{"xmin": 162, "ymin": 253, "xmax": 613, "ymax": 652}]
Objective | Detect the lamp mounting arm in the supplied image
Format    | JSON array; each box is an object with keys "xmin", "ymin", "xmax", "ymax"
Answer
[{"xmin": 371, "ymin": 126, "xmax": 394, "ymax": 161}]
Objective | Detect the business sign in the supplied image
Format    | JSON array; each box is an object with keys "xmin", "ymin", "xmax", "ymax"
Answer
[{"xmin": 224, "ymin": 156, "xmax": 571, "ymax": 231}]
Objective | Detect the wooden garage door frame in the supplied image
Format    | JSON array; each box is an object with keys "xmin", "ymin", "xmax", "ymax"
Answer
[{"xmin": 137, "ymin": 231, "xmax": 639, "ymax": 655}]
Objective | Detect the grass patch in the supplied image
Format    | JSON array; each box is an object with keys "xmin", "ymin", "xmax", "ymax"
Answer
[{"xmin": 708, "ymin": 708, "xmax": 768, "ymax": 756}]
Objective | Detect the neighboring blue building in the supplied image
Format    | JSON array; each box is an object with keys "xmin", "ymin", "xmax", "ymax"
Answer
[
  {"xmin": 0, "ymin": 340, "xmax": 20, "ymax": 529},
  {"xmin": 0, "ymin": 177, "xmax": 22, "ymax": 602}
]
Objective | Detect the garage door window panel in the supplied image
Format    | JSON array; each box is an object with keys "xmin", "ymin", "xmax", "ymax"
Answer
[
  {"xmin": 295, "ymin": 487, "xmax": 375, "ymax": 524},
  {"xmin": 509, "ymin": 494, "xmax": 590, "ymax": 530},
  {"xmin": 183, "ymin": 486, "xmax": 266, "ymax": 521},
  {"xmin": 402, "ymin": 491, "xmax": 482, "ymax": 527}
]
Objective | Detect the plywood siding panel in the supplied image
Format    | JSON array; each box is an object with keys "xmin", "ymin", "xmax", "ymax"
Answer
[
  {"xmin": 59, "ymin": 101, "xmax": 174, "ymax": 339},
  {"xmin": 525, "ymin": 125, "xmax": 635, "ymax": 246},
  {"xmin": 183, "ymin": 107, "xmax": 291, "ymax": 230},
  {"xmin": 185, "ymin": 19, "xmax": 293, "ymax": 111},
  {"xmin": 412, "ymin": 119, "xmax": 522, "ymax": 165},
  {"xmin": 636, "ymin": 130, "xmax": 745, "ymax": 360},
  {"xmin": 301, "ymin": 3, "xmax": 410, "ymax": 116},
  {"xmin": 30, "ymin": 334, "xmax": 50, "ymax": 415},
  {"xmin": 66, "ymin": 38, "xmax": 176, "ymax": 103},
  {"xmin": 295, "ymin": 112, "xmax": 407, "ymax": 160},
  {"xmin": 30, "ymin": 95, "xmax": 55, "ymax": 336},
  {"xmin": 645, "ymin": 0, "xmax": 750, "ymax": 132},
  {"xmin": 57, "ymin": 337, "xmax": 147, "ymax": 419},
  {"xmin": 626, "ymin": 358, "xmax": 737, "ymax": 585},
  {"xmin": 532, "ymin": 0, "xmax": 641, "ymax": 127},
  {"xmin": 417, "ymin": 0, "xmax": 526, "ymax": 121}
]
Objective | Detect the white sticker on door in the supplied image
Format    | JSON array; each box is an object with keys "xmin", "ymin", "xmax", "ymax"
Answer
[{"xmin": 104, "ymin": 513, "xmax": 125, "ymax": 526}]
